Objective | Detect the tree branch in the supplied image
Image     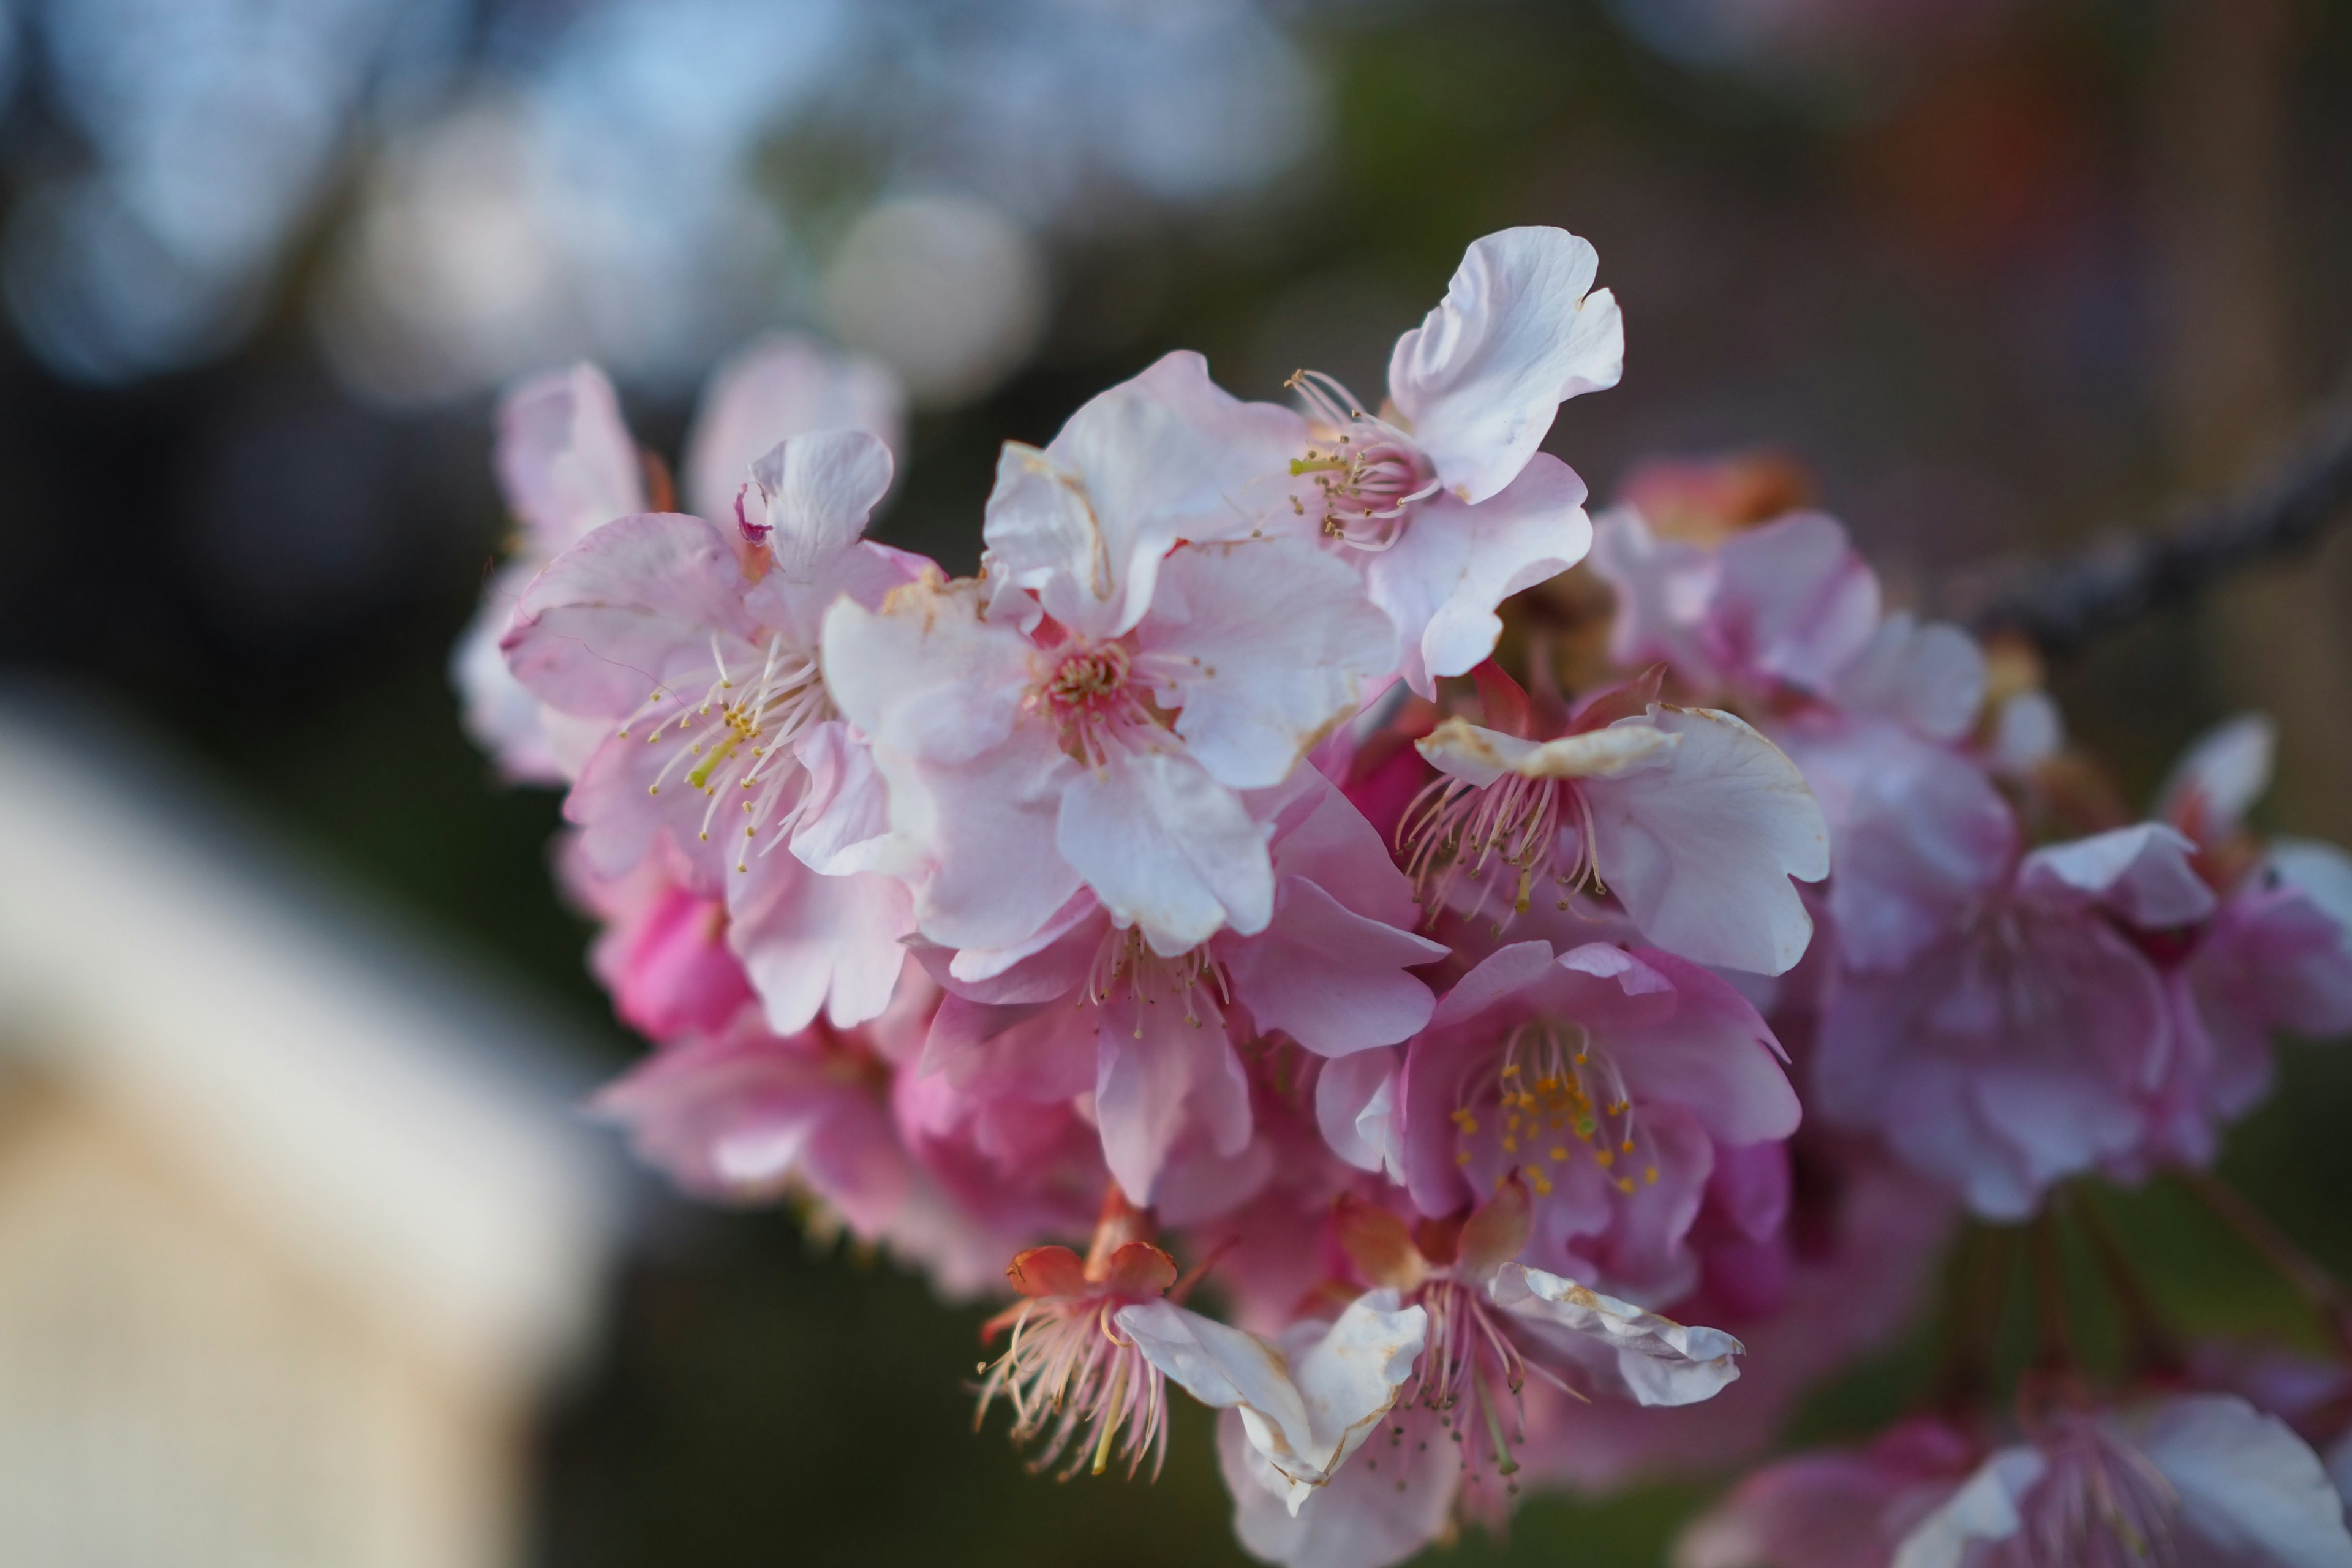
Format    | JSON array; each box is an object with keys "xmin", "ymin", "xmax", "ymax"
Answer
[{"xmin": 1953, "ymin": 386, "xmax": 2352, "ymax": 657}]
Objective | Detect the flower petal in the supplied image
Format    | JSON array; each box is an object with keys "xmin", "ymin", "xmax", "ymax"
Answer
[
  {"xmin": 496, "ymin": 362, "xmax": 646, "ymax": 554},
  {"xmin": 1488, "ymin": 1262, "xmax": 1742, "ymax": 1407},
  {"xmin": 2125, "ymin": 1393, "xmax": 2352, "ymax": 1567},
  {"xmin": 505, "ymin": 513, "xmax": 757, "ymax": 718},
  {"xmin": 1059, "ymin": 750, "xmax": 1273, "ymax": 954},
  {"xmin": 682, "ymin": 333, "xmax": 903, "ymax": 522},
  {"xmin": 748, "ymin": 428, "xmax": 894, "ymax": 583},
  {"xmin": 1093, "ymin": 993, "xmax": 1252, "ymax": 1204},
  {"xmin": 1362, "ymin": 455, "xmax": 1593, "ymax": 695},
  {"xmin": 1148, "ymin": 538, "xmax": 1398, "ymax": 790},
  {"xmin": 1386, "ymin": 227, "xmax": 1622, "ymax": 504},
  {"xmin": 1121, "ymin": 1291, "xmax": 1427, "ymax": 1504},
  {"xmin": 1586, "ymin": 706, "xmax": 1828, "ymax": 976},
  {"xmin": 2021, "ymin": 823, "xmax": 2216, "ymax": 929},
  {"xmin": 1220, "ymin": 874, "xmax": 1443, "ymax": 1055}
]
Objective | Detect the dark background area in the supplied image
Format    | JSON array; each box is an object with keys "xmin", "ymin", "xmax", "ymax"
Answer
[{"xmin": 4, "ymin": 1, "xmax": 2351, "ymax": 1561}]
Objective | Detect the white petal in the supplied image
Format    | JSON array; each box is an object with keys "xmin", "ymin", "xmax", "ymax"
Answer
[
  {"xmin": 984, "ymin": 351, "xmax": 1309, "ymax": 638},
  {"xmin": 2156, "ymin": 714, "xmax": 2277, "ymax": 841},
  {"xmin": 683, "ymin": 333, "xmax": 903, "ymax": 522},
  {"xmin": 1058, "ymin": 750, "xmax": 1273, "ymax": 954},
  {"xmin": 1219, "ymin": 1404, "xmax": 1457, "ymax": 1568},
  {"xmin": 2126, "ymin": 1394, "xmax": 2352, "ymax": 1567},
  {"xmin": 1414, "ymin": 717, "xmax": 1543, "ymax": 789},
  {"xmin": 1386, "ymin": 227, "xmax": 1622, "ymax": 504},
  {"xmin": 1121, "ymin": 1291, "xmax": 1427, "ymax": 1504},
  {"xmin": 1149, "ymin": 538, "xmax": 1397, "ymax": 789},
  {"xmin": 1487, "ymin": 1262, "xmax": 1743, "ymax": 1407},
  {"xmin": 1888, "ymin": 1447, "xmax": 2044, "ymax": 1568},
  {"xmin": 1586, "ymin": 706, "xmax": 1828, "ymax": 976},
  {"xmin": 749, "ymin": 429, "xmax": 894, "ymax": 583},
  {"xmin": 2021, "ymin": 823, "xmax": 2216, "ymax": 929},
  {"xmin": 2271, "ymin": 838, "xmax": 2352, "ymax": 941}
]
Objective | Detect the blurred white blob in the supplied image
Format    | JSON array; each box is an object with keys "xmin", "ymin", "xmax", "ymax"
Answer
[
  {"xmin": 1, "ymin": 0, "xmax": 1330, "ymax": 398},
  {"xmin": 822, "ymin": 195, "xmax": 1049, "ymax": 409},
  {"xmin": 314, "ymin": 99, "xmax": 573, "ymax": 407},
  {"xmin": 4, "ymin": 0, "xmax": 461, "ymax": 382}
]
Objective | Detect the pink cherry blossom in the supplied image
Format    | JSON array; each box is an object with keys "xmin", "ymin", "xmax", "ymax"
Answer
[
  {"xmin": 1812, "ymin": 733, "xmax": 2218, "ymax": 1218},
  {"xmin": 503, "ymin": 428, "xmax": 921, "ymax": 1034},
  {"xmin": 567, "ymin": 835, "xmax": 755, "ymax": 1040},
  {"xmin": 1398, "ymin": 940, "xmax": 1802, "ymax": 1303},
  {"xmin": 1408, "ymin": 687, "xmax": 1828, "ymax": 976},
  {"xmin": 913, "ymin": 772, "xmax": 1444, "ymax": 1205},
  {"xmin": 1674, "ymin": 1418, "xmax": 1987, "ymax": 1568},
  {"xmin": 459, "ymin": 344, "xmax": 905, "ymax": 785},
  {"xmin": 592, "ymin": 1007, "xmax": 912, "ymax": 1235},
  {"xmin": 1286, "ymin": 227, "xmax": 1622, "ymax": 694},
  {"xmin": 455, "ymin": 363, "xmax": 649, "ymax": 783},
  {"xmin": 1890, "ymin": 1397, "xmax": 2352, "ymax": 1568},
  {"xmin": 1215, "ymin": 1177, "xmax": 1744, "ymax": 1568},
  {"xmin": 823, "ymin": 494, "xmax": 1395, "ymax": 961}
]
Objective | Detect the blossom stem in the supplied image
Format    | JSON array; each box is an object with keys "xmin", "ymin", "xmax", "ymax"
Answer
[
  {"xmin": 1931, "ymin": 1224, "xmax": 2016, "ymax": 1417},
  {"xmin": 2179, "ymin": 1167, "xmax": 2352, "ymax": 1351},
  {"xmin": 1958, "ymin": 380, "xmax": 2352, "ymax": 656},
  {"xmin": 2073, "ymin": 1188, "xmax": 2185, "ymax": 1379},
  {"xmin": 2021, "ymin": 1207, "xmax": 2086, "ymax": 1413}
]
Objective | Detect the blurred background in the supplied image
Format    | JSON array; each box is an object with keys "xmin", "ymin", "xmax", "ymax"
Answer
[{"xmin": 1, "ymin": 0, "xmax": 2350, "ymax": 1563}]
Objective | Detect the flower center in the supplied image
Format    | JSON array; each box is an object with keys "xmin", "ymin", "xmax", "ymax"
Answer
[
  {"xmin": 2019, "ymin": 1422, "xmax": 2179, "ymax": 1568},
  {"xmin": 1027, "ymin": 637, "xmax": 1183, "ymax": 768},
  {"xmin": 976, "ymin": 1297, "xmax": 1168, "ymax": 1480},
  {"xmin": 1400, "ymin": 771, "xmax": 1603, "ymax": 932},
  {"xmin": 1285, "ymin": 369, "xmax": 1439, "ymax": 551},
  {"xmin": 1085, "ymin": 927, "xmax": 1229, "ymax": 1031},
  {"xmin": 1406, "ymin": 1278, "xmax": 1528, "ymax": 1482},
  {"xmin": 620, "ymin": 630, "xmax": 833, "ymax": 870},
  {"xmin": 1453, "ymin": 1020, "xmax": 1657, "ymax": 1199}
]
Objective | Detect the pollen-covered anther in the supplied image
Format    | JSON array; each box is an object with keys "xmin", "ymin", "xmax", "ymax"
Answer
[
  {"xmin": 619, "ymin": 630, "xmax": 834, "ymax": 860},
  {"xmin": 1456, "ymin": 1020, "xmax": 1654, "ymax": 1193},
  {"xmin": 1283, "ymin": 368, "xmax": 1439, "ymax": 551}
]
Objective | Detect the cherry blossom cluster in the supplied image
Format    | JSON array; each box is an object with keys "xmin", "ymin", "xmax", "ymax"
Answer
[{"xmin": 456, "ymin": 230, "xmax": 2352, "ymax": 1567}]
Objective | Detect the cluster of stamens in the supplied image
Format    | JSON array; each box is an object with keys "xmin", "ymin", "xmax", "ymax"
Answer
[
  {"xmin": 1453, "ymin": 1022, "xmax": 1658, "ymax": 1197},
  {"xmin": 1027, "ymin": 638, "xmax": 1186, "ymax": 769},
  {"xmin": 1403, "ymin": 1276, "xmax": 1535, "ymax": 1483},
  {"xmin": 620, "ymin": 631, "xmax": 832, "ymax": 870},
  {"xmin": 2017, "ymin": 1420, "xmax": 2180, "ymax": 1568},
  {"xmin": 1400, "ymin": 767, "xmax": 1604, "ymax": 932},
  {"xmin": 1085, "ymin": 927, "xmax": 1229, "ymax": 1036},
  {"xmin": 975, "ymin": 1296, "xmax": 1168, "ymax": 1481},
  {"xmin": 1283, "ymin": 370, "xmax": 1439, "ymax": 551}
]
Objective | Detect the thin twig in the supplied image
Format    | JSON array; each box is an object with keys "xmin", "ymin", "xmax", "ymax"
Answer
[
  {"xmin": 2075, "ymin": 1188, "xmax": 2184, "ymax": 1379},
  {"xmin": 2179, "ymin": 1167, "xmax": 2352, "ymax": 1352},
  {"xmin": 1955, "ymin": 386, "xmax": 2352, "ymax": 657}
]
